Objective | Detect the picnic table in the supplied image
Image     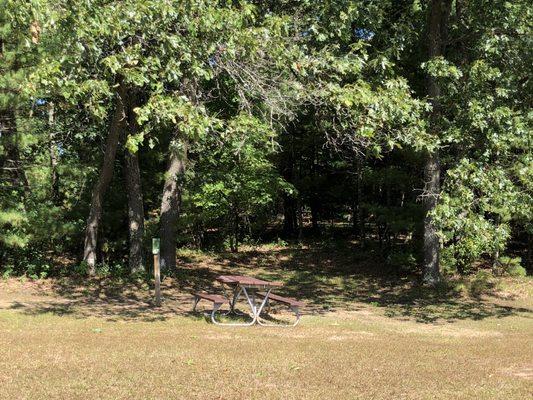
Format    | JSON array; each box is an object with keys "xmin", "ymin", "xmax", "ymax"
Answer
[{"xmin": 193, "ymin": 274, "xmax": 304, "ymax": 327}]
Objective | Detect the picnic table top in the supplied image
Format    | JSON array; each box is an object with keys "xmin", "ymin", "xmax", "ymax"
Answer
[{"xmin": 216, "ymin": 275, "xmax": 283, "ymax": 288}]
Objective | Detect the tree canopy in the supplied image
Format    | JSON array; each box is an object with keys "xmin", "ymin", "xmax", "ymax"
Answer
[{"xmin": 0, "ymin": 0, "xmax": 531, "ymax": 280}]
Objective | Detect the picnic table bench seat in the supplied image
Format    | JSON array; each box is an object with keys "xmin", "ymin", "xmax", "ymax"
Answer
[
  {"xmin": 257, "ymin": 292, "xmax": 305, "ymax": 307},
  {"xmin": 193, "ymin": 292, "xmax": 230, "ymax": 325},
  {"xmin": 194, "ymin": 292, "xmax": 228, "ymax": 304},
  {"xmin": 256, "ymin": 292, "xmax": 304, "ymax": 327}
]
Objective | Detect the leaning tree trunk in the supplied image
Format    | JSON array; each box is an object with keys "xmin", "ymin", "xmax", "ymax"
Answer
[
  {"xmin": 423, "ymin": 0, "xmax": 450, "ymax": 285},
  {"xmin": 159, "ymin": 138, "xmax": 188, "ymax": 271},
  {"xmin": 124, "ymin": 93, "xmax": 145, "ymax": 273},
  {"xmin": 83, "ymin": 85, "xmax": 126, "ymax": 273}
]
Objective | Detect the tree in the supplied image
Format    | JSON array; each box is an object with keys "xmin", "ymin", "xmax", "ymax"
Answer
[
  {"xmin": 431, "ymin": 0, "xmax": 532, "ymax": 274},
  {"xmin": 1, "ymin": 0, "xmax": 530, "ymax": 281},
  {"xmin": 0, "ymin": 1, "xmax": 37, "ymax": 262},
  {"xmin": 422, "ymin": 0, "xmax": 451, "ymax": 285},
  {"xmin": 128, "ymin": 1, "xmax": 301, "ymax": 269},
  {"xmin": 83, "ymin": 84, "xmax": 127, "ymax": 273},
  {"xmin": 188, "ymin": 114, "xmax": 289, "ymax": 252},
  {"xmin": 123, "ymin": 91, "xmax": 145, "ymax": 273}
]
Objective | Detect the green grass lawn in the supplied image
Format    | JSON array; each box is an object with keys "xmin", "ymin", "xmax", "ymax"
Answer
[{"xmin": 0, "ymin": 243, "xmax": 532, "ymax": 399}]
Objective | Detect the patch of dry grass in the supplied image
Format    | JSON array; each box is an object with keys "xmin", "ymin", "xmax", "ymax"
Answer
[
  {"xmin": 1, "ymin": 310, "xmax": 532, "ymax": 400},
  {"xmin": 0, "ymin": 243, "xmax": 532, "ymax": 399}
]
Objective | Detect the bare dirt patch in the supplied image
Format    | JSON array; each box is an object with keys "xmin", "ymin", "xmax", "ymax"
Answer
[{"xmin": 502, "ymin": 364, "xmax": 533, "ymax": 380}]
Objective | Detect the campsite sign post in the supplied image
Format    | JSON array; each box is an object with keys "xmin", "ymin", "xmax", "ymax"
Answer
[{"xmin": 152, "ymin": 238, "xmax": 161, "ymax": 307}]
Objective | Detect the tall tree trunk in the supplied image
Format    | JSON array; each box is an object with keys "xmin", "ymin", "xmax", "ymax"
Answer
[
  {"xmin": 48, "ymin": 102, "xmax": 60, "ymax": 203},
  {"xmin": 159, "ymin": 138, "xmax": 187, "ymax": 271},
  {"xmin": 423, "ymin": 0, "xmax": 450, "ymax": 285},
  {"xmin": 423, "ymin": 153, "xmax": 441, "ymax": 284},
  {"xmin": 124, "ymin": 150, "xmax": 144, "ymax": 273},
  {"xmin": 124, "ymin": 93, "xmax": 145, "ymax": 273},
  {"xmin": 83, "ymin": 85, "xmax": 126, "ymax": 273},
  {"xmin": 297, "ymin": 196, "xmax": 304, "ymax": 243},
  {"xmin": 283, "ymin": 196, "xmax": 297, "ymax": 236},
  {"xmin": 310, "ymin": 138, "xmax": 320, "ymax": 234},
  {"xmin": 1, "ymin": 111, "xmax": 30, "ymax": 198},
  {"xmin": 282, "ymin": 133, "xmax": 297, "ymax": 236},
  {"xmin": 229, "ymin": 207, "xmax": 239, "ymax": 253},
  {"xmin": 310, "ymin": 197, "xmax": 319, "ymax": 232},
  {"xmin": 352, "ymin": 156, "xmax": 363, "ymax": 238}
]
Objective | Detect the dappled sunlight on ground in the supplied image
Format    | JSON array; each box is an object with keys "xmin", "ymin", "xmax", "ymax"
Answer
[
  {"xmin": 0, "ymin": 242, "xmax": 531, "ymax": 325},
  {"xmin": 0, "ymin": 243, "xmax": 532, "ymax": 399}
]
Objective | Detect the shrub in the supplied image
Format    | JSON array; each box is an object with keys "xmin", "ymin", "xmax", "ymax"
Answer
[
  {"xmin": 496, "ymin": 256, "xmax": 526, "ymax": 277},
  {"xmin": 74, "ymin": 262, "xmax": 89, "ymax": 276},
  {"xmin": 469, "ymin": 270, "xmax": 494, "ymax": 297}
]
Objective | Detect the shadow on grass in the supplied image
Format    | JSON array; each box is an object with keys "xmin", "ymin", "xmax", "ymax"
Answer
[
  {"xmin": 261, "ymin": 243, "xmax": 531, "ymax": 324},
  {"xmin": 3, "ymin": 238, "xmax": 531, "ymax": 324}
]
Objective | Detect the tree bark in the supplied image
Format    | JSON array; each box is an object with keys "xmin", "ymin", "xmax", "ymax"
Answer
[
  {"xmin": 229, "ymin": 208, "xmax": 239, "ymax": 253},
  {"xmin": 297, "ymin": 196, "xmax": 304, "ymax": 243},
  {"xmin": 283, "ymin": 196, "xmax": 297, "ymax": 236},
  {"xmin": 48, "ymin": 102, "xmax": 60, "ymax": 203},
  {"xmin": 159, "ymin": 138, "xmax": 187, "ymax": 271},
  {"xmin": 83, "ymin": 85, "xmax": 126, "ymax": 273},
  {"xmin": 423, "ymin": 152, "xmax": 441, "ymax": 284},
  {"xmin": 1, "ymin": 110, "xmax": 31, "ymax": 198},
  {"xmin": 124, "ymin": 150, "xmax": 144, "ymax": 273},
  {"xmin": 310, "ymin": 197, "xmax": 319, "ymax": 232},
  {"xmin": 423, "ymin": 0, "xmax": 450, "ymax": 285},
  {"xmin": 352, "ymin": 156, "xmax": 363, "ymax": 238},
  {"xmin": 281, "ymin": 135, "xmax": 297, "ymax": 236},
  {"xmin": 310, "ymin": 138, "xmax": 320, "ymax": 234},
  {"xmin": 124, "ymin": 93, "xmax": 145, "ymax": 274}
]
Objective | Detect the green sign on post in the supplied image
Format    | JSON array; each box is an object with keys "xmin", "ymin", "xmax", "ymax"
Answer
[
  {"xmin": 152, "ymin": 238, "xmax": 160, "ymax": 255},
  {"xmin": 152, "ymin": 238, "xmax": 161, "ymax": 306}
]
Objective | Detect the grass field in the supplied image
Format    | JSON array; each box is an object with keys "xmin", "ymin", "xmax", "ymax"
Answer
[{"xmin": 1, "ymin": 243, "xmax": 532, "ymax": 399}]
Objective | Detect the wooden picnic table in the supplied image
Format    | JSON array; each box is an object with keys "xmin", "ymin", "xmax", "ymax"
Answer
[
  {"xmin": 216, "ymin": 275, "xmax": 281, "ymax": 325},
  {"xmin": 216, "ymin": 275, "xmax": 283, "ymax": 289},
  {"xmin": 194, "ymin": 274, "xmax": 302, "ymax": 327}
]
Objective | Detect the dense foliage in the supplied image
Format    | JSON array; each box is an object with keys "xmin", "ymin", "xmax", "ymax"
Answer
[{"xmin": 0, "ymin": 0, "xmax": 531, "ymax": 279}]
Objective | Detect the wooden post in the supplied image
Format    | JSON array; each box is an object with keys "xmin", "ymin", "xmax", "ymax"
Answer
[{"xmin": 152, "ymin": 238, "xmax": 161, "ymax": 307}]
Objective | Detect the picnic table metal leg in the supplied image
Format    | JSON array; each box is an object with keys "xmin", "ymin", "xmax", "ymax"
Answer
[
  {"xmin": 241, "ymin": 287, "xmax": 255, "ymax": 319},
  {"xmin": 202, "ymin": 286, "xmax": 267, "ymax": 326},
  {"xmin": 290, "ymin": 306, "xmax": 301, "ymax": 326},
  {"xmin": 209, "ymin": 301, "xmax": 256, "ymax": 327},
  {"xmin": 257, "ymin": 303, "xmax": 301, "ymax": 327},
  {"xmin": 252, "ymin": 291, "xmax": 256, "ymax": 314},
  {"xmin": 220, "ymin": 285, "xmax": 245, "ymax": 316},
  {"xmin": 210, "ymin": 302, "xmax": 223, "ymax": 324},
  {"xmin": 242, "ymin": 287, "xmax": 271, "ymax": 324},
  {"xmin": 193, "ymin": 295, "xmax": 256, "ymax": 326},
  {"xmin": 230, "ymin": 287, "xmax": 244, "ymax": 314},
  {"xmin": 193, "ymin": 296, "xmax": 200, "ymax": 312},
  {"xmin": 213, "ymin": 286, "xmax": 269, "ymax": 325},
  {"xmin": 255, "ymin": 288, "xmax": 271, "ymax": 317}
]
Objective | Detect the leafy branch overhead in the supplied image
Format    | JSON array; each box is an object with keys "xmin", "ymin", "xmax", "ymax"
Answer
[{"xmin": 0, "ymin": 0, "xmax": 530, "ymax": 278}]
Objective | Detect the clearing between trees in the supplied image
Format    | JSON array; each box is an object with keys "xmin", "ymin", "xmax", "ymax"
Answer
[{"xmin": 1, "ymin": 242, "xmax": 531, "ymax": 400}]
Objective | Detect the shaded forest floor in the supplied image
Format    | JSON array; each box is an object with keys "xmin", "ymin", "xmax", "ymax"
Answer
[{"xmin": 1, "ymin": 241, "xmax": 532, "ymax": 399}]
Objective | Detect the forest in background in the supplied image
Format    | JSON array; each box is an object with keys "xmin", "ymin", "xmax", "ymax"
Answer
[{"xmin": 0, "ymin": 0, "xmax": 531, "ymax": 282}]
